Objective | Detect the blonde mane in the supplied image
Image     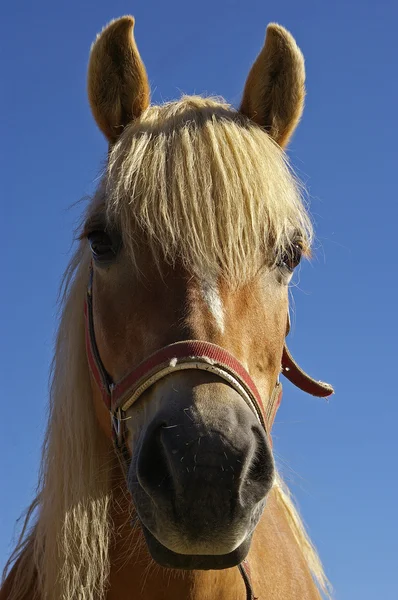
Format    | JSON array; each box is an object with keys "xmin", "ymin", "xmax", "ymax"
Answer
[
  {"xmin": 3, "ymin": 95, "xmax": 330, "ymax": 599},
  {"xmin": 105, "ymin": 96, "xmax": 312, "ymax": 282}
]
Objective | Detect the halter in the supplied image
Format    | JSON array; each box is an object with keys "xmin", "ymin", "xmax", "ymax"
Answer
[{"xmin": 84, "ymin": 265, "xmax": 334, "ymax": 599}]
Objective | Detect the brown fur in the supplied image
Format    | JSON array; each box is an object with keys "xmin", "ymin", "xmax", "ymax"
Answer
[
  {"xmin": 1, "ymin": 486, "xmax": 321, "ymax": 600},
  {"xmin": 240, "ymin": 24, "xmax": 305, "ymax": 147},
  {"xmin": 88, "ymin": 16, "xmax": 150, "ymax": 142}
]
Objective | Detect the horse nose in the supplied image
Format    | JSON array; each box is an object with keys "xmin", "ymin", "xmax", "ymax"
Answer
[{"xmin": 135, "ymin": 396, "xmax": 274, "ymax": 519}]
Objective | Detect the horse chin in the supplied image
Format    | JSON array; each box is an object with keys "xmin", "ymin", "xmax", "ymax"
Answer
[{"xmin": 141, "ymin": 524, "xmax": 253, "ymax": 570}]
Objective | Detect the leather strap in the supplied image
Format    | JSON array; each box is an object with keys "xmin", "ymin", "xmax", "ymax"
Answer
[
  {"xmin": 282, "ymin": 345, "xmax": 334, "ymax": 397},
  {"xmin": 112, "ymin": 340, "xmax": 267, "ymax": 426},
  {"xmin": 282, "ymin": 311, "xmax": 333, "ymax": 397},
  {"xmin": 238, "ymin": 560, "xmax": 257, "ymax": 600}
]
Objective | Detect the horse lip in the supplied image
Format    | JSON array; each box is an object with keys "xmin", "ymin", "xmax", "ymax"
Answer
[{"xmin": 140, "ymin": 524, "xmax": 252, "ymax": 571}]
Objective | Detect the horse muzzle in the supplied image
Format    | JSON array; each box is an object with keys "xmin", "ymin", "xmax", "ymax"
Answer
[{"xmin": 128, "ymin": 372, "xmax": 274, "ymax": 568}]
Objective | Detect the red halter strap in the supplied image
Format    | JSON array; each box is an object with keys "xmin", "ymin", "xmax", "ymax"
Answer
[{"xmin": 281, "ymin": 345, "xmax": 334, "ymax": 397}]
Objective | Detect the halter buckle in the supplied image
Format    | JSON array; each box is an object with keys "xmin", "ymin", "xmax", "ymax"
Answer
[{"xmin": 112, "ymin": 407, "xmax": 123, "ymax": 445}]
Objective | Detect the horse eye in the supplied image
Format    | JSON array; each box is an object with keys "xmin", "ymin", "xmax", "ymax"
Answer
[
  {"xmin": 278, "ymin": 242, "xmax": 303, "ymax": 273},
  {"xmin": 87, "ymin": 231, "xmax": 119, "ymax": 263}
]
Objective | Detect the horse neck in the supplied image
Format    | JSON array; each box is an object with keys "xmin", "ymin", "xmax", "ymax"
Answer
[
  {"xmin": 108, "ymin": 481, "xmax": 321, "ymax": 600},
  {"xmin": 0, "ymin": 486, "xmax": 321, "ymax": 600}
]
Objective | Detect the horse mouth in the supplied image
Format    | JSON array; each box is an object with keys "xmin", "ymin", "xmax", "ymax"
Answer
[{"xmin": 141, "ymin": 524, "xmax": 252, "ymax": 570}]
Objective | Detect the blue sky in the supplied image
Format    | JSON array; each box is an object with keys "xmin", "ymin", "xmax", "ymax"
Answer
[{"xmin": 1, "ymin": 1, "xmax": 397, "ymax": 598}]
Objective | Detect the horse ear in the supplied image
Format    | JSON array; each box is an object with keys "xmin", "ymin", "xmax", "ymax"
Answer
[
  {"xmin": 87, "ymin": 16, "xmax": 150, "ymax": 143},
  {"xmin": 240, "ymin": 24, "xmax": 305, "ymax": 148}
]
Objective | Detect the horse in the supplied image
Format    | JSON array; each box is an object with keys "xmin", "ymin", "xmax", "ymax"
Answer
[{"xmin": 1, "ymin": 16, "xmax": 334, "ymax": 600}]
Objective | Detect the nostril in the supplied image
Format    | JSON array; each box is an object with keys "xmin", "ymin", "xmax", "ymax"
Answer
[
  {"xmin": 247, "ymin": 427, "xmax": 274, "ymax": 488},
  {"xmin": 137, "ymin": 426, "xmax": 174, "ymax": 498}
]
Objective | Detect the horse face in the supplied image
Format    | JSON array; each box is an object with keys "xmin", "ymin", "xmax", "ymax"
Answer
[
  {"xmin": 86, "ymin": 237, "xmax": 291, "ymax": 568},
  {"xmin": 85, "ymin": 15, "xmax": 307, "ymax": 569}
]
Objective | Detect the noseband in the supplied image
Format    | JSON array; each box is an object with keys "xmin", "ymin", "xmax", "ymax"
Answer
[{"xmin": 84, "ymin": 265, "xmax": 333, "ymax": 599}]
